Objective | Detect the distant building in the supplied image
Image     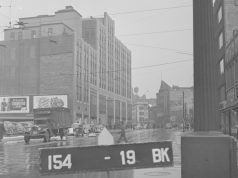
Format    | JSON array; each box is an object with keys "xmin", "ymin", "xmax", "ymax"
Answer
[
  {"xmin": 153, "ymin": 81, "xmax": 193, "ymax": 128},
  {"xmin": 0, "ymin": 6, "xmax": 132, "ymax": 127},
  {"xmin": 169, "ymin": 85, "xmax": 194, "ymax": 128},
  {"xmin": 132, "ymin": 91, "xmax": 156, "ymax": 128},
  {"xmin": 132, "ymin": 102, "xmax": 149, "ymax": 127}
]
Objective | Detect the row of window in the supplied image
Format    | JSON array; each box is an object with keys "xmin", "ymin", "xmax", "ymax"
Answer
[
  {"xmin": 9, "ymin": 28, "xmax": 53, "ymax": 40},
  {"xmin": 215, "ymin": 1, "xmax": 224, "ymax": 76}
]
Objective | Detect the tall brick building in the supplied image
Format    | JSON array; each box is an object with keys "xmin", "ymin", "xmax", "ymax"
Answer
[
  {"xmin": 0, "ymin": 6, "xmax": 132, "ymax": 127},
  {"xmin": 154, "ymin": 80, "xmax": 193, "ymax": 128},
  {"xmin": 215, "ymin": 0, "xmax": 238, "ymax": 135}
]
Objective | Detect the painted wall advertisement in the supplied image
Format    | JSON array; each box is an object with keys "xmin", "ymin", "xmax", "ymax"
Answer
[
  {"xmin": 33, "ymin": 95, "xmax": 68, "ymax": 109},
  {"xmin": 0, "ymin": 96, "xmax": 30, "ymax": 113}
]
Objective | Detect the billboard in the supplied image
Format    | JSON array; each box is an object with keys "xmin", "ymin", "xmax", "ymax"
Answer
[
  {"xmin": 33, "ymin": 95, "xmax": 68, "ymax": 109},
  {"xmin": 0, "ymin": 96, "xmax": 30, "ymax": 113},
  {"xmin": 4, "ymin": 121, "xmax": 33, "ymax": 135}
]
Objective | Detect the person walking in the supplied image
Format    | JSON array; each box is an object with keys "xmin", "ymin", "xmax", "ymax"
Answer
[
  {"xmin": 0, "ymin": 121, "xmax": 5, "ymax": 142},
  {"xmin": 117, "ymin": 121, "xmax": 128, "ymax": 143}
]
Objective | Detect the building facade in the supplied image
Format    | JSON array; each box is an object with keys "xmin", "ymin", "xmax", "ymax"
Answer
[
  {"xmin": 193, "ymin": 0, "xmax": 238, "ymax": 132},
  {"xmin": 0, "ymin": 6, "xmax": 132, "ymax": 128},
  {"xmin": 154, "ymin": 81, "xmax": 193, "ymax": 128},
  {"xmin": 212, "ymin": 0, "xmax": 238, "ymax": 135},
  {"xmin": 220, "ymin": 30, "xmax": 238, "ymax": 136},
  {"xmin": 132, "ymin": 102, "xmax": 149, "ymax": 128}
]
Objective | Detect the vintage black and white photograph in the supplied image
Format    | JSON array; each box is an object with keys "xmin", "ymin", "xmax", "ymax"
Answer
[{"xmin": 0, "ymin": 0, "xmax": 237, "ymax": 178}]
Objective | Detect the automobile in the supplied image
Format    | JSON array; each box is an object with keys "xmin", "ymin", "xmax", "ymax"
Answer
[
  {"xmin": 71, "ymin": 123, "xmax": 83, "ymax": 137},
  {"xmin": 94, "ymin": 124, "xmax": 104, "ymax": 133},
  {"xmin": 24, "ymin": 125, "xmax": 51, "ymax": 144},
  {"xmin": 134, "ymin": 125, "xmax": 142, "ymax": 130},
  {"xmin": 88, "ymin": 132, "xmax": 97, "ymax": 137},
  {"xmin": 67, "ymin": 127, "xmax": 74, "ymax": 136},
  {"xmin": 165, "ymin": 123, "xmax": 172, "ymax": 129}
]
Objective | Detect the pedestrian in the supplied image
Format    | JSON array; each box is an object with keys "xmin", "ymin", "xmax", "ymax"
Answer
[
  {"xmin": 1, "ymin": 98, "xmax": 7, "ymax": 112},
  {"xmin": 0, "ymin": 122, "xmax": 5, "ymax": 141},
  {"xmin": 117, "ymin": 121, "xmax": 128, "ymax": 143}
]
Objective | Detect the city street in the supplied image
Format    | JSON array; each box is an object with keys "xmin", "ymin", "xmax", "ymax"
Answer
[{"xmin": 0, "ymin": 129, "xmax": 181, "ymax": 178}]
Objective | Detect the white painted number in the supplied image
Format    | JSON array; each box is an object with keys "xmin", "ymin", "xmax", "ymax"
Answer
[
  {"xmin": 120, "ymin": 150, "xmax": 136, "ymax": 165},
  {"xmin": 53, "ymin": 155, "xmax": 62, "ymax": 169},
  {"xmin": 48, "ymin": 154, "xmax": 72, "ymax": 170},
  {"xmin": 63, "ymin": 154, "xmax": 72, "ymax": 169}
]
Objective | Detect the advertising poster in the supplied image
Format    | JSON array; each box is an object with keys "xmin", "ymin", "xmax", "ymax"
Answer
[
  {"xmin": 4, "ymin": 121, "xmax": 33, "ymax": 135},
  {"xmin": 33, "ymin": 95, "xmax": 68, "ymax": 109},
  {"xmin": 0, "ymin": 96, "xmax": 30, "ymax": 113}
]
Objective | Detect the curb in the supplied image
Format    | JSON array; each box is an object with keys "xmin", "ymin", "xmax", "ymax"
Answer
[{"xmin": 1, "ymin": 135, "xmax": 24, "ymax": 143}]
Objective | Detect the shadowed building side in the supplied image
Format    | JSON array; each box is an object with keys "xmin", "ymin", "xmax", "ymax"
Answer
[{"xmin": 193, "ymin": 0, "xmax": 219, "ymax": 131}]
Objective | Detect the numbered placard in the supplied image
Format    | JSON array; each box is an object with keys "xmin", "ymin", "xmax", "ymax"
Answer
[{"xmin": 39, "ymin": 141, "xmax": 173, "ymax": 175}]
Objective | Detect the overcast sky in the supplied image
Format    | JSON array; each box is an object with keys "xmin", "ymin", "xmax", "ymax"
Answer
[{"xmin": 0, "ymin": 0, "xmax": 193, "ymax": 98}]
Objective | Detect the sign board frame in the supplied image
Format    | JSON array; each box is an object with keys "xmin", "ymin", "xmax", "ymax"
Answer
[
  {"xmin": 39, "ymin": 141, "xmax": 173, "ymax": 175},
  {"xmin": 0, "ymin": 96, "xmax": 30, "ymax": 113}
]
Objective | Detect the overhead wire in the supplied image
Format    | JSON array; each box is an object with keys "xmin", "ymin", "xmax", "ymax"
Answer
[
  {"xmin": 118, "ymin": 28, "xmax": 192, "ymax": 37},
  {"xmin": 125, "ymin": 43, "xmax": 192, "ymax": 56},
  {"xmin": 59, "ymin": 59, "xmax": 193, "ymax": 76},
  {"xmin": 108, "ymin": 4, "xmax": 192, "ymax": 16},
  {"xmin": 0, "ymin": 2, "xmax": 192, "ymax": 74}
]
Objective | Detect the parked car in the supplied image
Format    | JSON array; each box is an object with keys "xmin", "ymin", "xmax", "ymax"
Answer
[
  {"xmin": 94, "ymin": 124, "xmax": 104, "ymax": 133},
  {"xmin": 71, "ymin": 123, "xmax": 83, "ymax": 137},
  {"xmin": 165, "ymin": 123, "xmax": 172, "ymax": 129},
  {"xmin": 67, "ymin": 127, "xmax": 74, "ymax": 136}
]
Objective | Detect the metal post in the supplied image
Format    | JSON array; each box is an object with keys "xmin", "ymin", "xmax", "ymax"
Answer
[
  {"xmin": 183, "ymin": 91, "xmax": 185, "ymax": 132},
  {"xmin": 228, "ymin": 110, "xmax": 231, "ymax": 136}
]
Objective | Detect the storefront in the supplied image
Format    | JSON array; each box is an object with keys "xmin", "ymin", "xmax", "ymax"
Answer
[{"xmin": 220, "ymin": 101, "xmax": 238, "ymax": 138}]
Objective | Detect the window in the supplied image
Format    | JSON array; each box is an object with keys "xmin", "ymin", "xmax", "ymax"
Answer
[
  {"xmin": 10, "ymin": 32, "xmax": 15, "ymax": 40},
  {"xmin": 219, "ymin": 58, "xmax": 224, "ymax": 75},
  {"xmin": 18, "ymin": 31, "xmax": 22, "ymax": 40},
  {"xmin": 213, "ymin": 0, "xmax": 216, "ymax": 7},
  {"xmin": 219, "ymin": 32, "xmax": 224, "ymax": 49},
  {"xmin": 48, "ymin": 28, "xmax": 53, "ymax": 36},
  {"xmin": 31, "ymin": 30, "xmax": 36, "ymax": 38},
  {"xmin": 217, "ymin": 6, "xmax": 222, "ymax": 23},
  {"xmin": 219, "ymin": 85, "xmax": 225, "ymax": 102}
]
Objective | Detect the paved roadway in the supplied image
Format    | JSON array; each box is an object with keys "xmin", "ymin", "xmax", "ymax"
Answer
[{"xmin": 0, "ymin": 129, "xmax": 182, "ymax": 178}]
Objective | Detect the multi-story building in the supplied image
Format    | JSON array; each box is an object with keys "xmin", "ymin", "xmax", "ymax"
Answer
[
  {"xmin": 220, "ymin": 30, "xmax": 238, "ymax": 136},
  {"xmin": 154, "ymin": 80, "xmax": 193, "ymax": 128},
  {"xmin": 131, "ymin": 91, "xmax": 156, "ymax": 128},
  {"xmin": 132, "ymin": 101, "xmax": 149, "ymax": 128},
  {"xmin": 193, "ymin": 0, "xmax": 238, "ymax": 131},
  {"xmin": 0, "ymin": 6, "xmax": 132, "ymax": 128}
]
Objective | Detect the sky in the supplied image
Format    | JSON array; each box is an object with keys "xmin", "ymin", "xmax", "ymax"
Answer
[{"xmin": 0, "ymin": 0, "xmax": 193, "ymax": 98}]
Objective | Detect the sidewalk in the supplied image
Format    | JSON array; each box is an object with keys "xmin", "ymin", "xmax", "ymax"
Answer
[{"xmin": 0, "ymin": 135, "xmax": 24, "ymax": 143}]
